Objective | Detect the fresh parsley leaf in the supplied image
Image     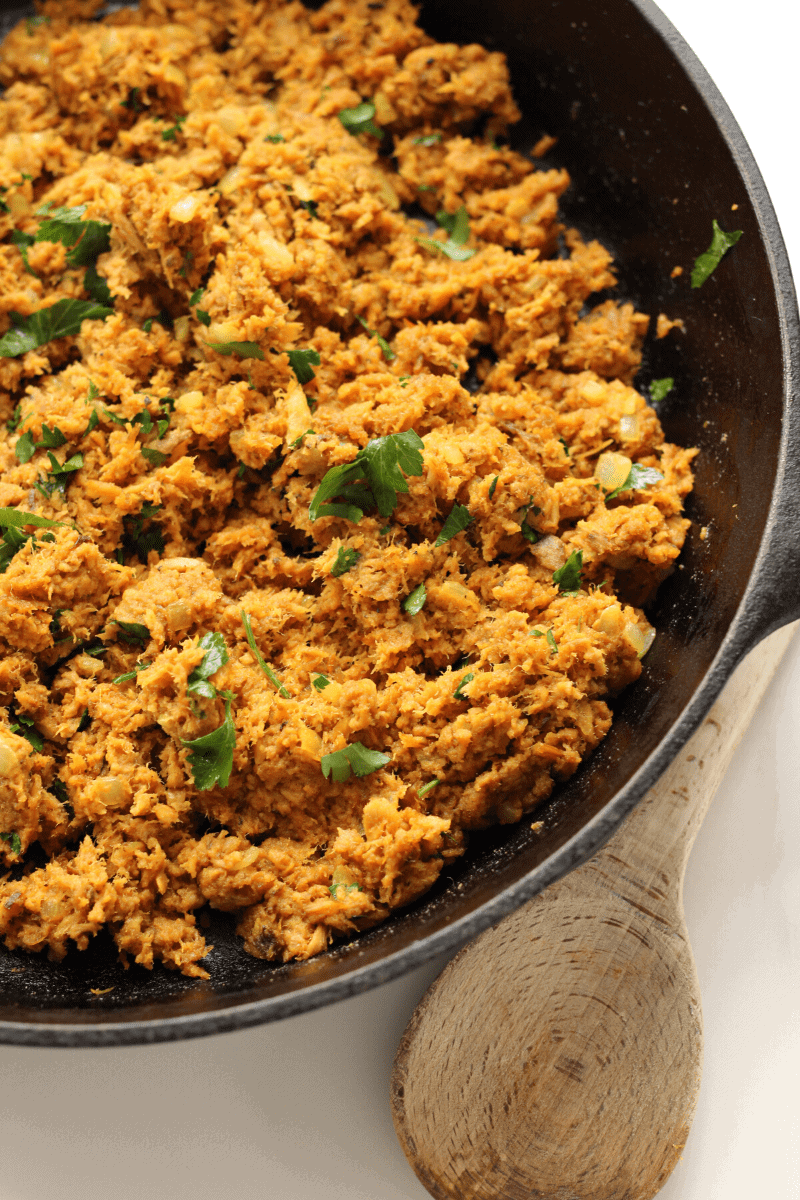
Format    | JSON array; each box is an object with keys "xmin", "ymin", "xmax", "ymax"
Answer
[
  {"xmin": 412, "ymin": 133, "xmax": 442, "ymax": 146},
  {"xmin": 35, "ymin": 205, "xmax": 112, "ymax": 267},
  {"xmin": 9, "ymin": 710, "xmax": 44, "ymax": 751},
  {"xmin": 691, "ymin": 219, "xmax": 743, "ymax": 288},
  {"xmin": 86, "ymin": 380, "xmax": 99, "ymax": 403},
  {"xmin": 553, "ymin": 550, "xmax": 583, "ymax": 593},
  {"xmin": 240, "ymin": 610, "xmax": 290, "ymax": 697},
  {"xmin": 287, "ymin": 348, "xmax": 321, "ymax": 384},
  {"xmin": 338, "ymin": 101, "xmax": 381, "ymax": 137},
  {"xmin": 309, "ymin": 430, "xmax": 424, "ymax": 523},
  {"xmin": 546, "ymin": 629, "xmax": 558, "ymax": 655},
  {"xmin": 1, "ymin": 832, "xmax": 21, "ymax": 856},
  {"xmin": 488, "ymin": 475, "xmax": 499, "ymax": 499},
  {"xmin": 189, "ymin": 288, "xmax": 204, "ymax": 306},
  {"xmin": 398, "ymin": 376, "xmax": 410, "ymax": 387},
  {"xmin": 0, "ymin": 299, "xmax": 113, "ymax": 357},
  {"xmin": 289, "ymin": 428, "xmax": 314, "ymax": 449},
  {"xmin": 206, "ymin": 340, "xmax": 265, "ymax": 360},
  {"xmin": 38, "ymin": 423, "xmax": 67, "ymax": 449},
  {"xmin": 156, "ymin": 417, "xmax": 169, "ymax": 439},
  {"xmin": 142, "ymin": 318, "xmax": 153, "ymax": 333},
  {"xmin": 14, "ymin": 431, "xmax": 36, "ymax": 463},
  {"xmin": 84, "ymin": 264, "xmax": 113, "ymax": 305},
  {"xmin": 195, "ymin": 309, "xmax": 211, "ymax": 326},
  {"xmin": 311, "ymin": 673, "xmax": 331, "ymax": 692},
  {"xmin": 320, "ymin": 741, "xmax": 391, "ymax": 782},
  {"xmin": 331, "ymin": 546, "xmax": 360, "ymax": 577},
  {"xmin": 10, "ymin": 229, "xmax": 37, "ymax": 277},
  {"xmin": 417, "ymin": 778, "xmax": 440, "ymax": 798},
  {"xmin": 141, "ymin": 447, "xmax": 168, "ymax": 467},
  {"xmin": 6, "ymin": 404, "xmax": 22, "ymax": 433},
  {"xmin": 355, "ymin": 315, "xmax": 396, "ymax": 362},
  {"xmin": 181, "ymin": 691, "xmax": 236, "ymax": 790},
  {"xmin": 112, "ymin": 661, "xmax": 149, "ymax": 685},
  {"xmin": 435, "ymin": 502, "xmax": 472, "ymax": 546},
  {"xmin": 403, "ymin": 582, "xmax": 426, "ymax": 615},
  {"xmin": 161, "ymin": 115, "xmax": 187, "ymax": 142},
  {"xmin": 605, "ymin": 464, "xmax": 665, "ymax": 501},
  {"xmin": 529, "ymin": 628, "xmax": 545, "ymax": 638},
  {"xmin": 264, "ymin": 134, "xmax": 286, "ymax": 143},
  {"xmin": 111, "ymin": 620, "xmax": 150, "ymax": 645},
  {"xmin": 121, "ymin": 87, "xmax": 144, "ymax": 113},
  {"xmin": 453, "ymin": 672, "xmax": 474, "ymax": 700},
  {"xmin": 83, "ymin": 641, "xmax": 107, "ymax": 657},
  {"xmin": 26, "ymin": 15, "xmax": 50, "ymax": 33},
  {"xmin": 0, "ymin": 508, "xmax": 62, "ymax": 532},
  {"xmin": 122, "ymin": 504, "xmax": 164, "ymax": 562},
  {"xmin": 416, "ymin": 205, "xmax": 476, "ymax": 262},
  {"xmin": 187, "ymin": 632, "xmax": 229, "ymax": 699},
  {"xmin": 649, "ymin": 377, "xmax": 674, "ymax": 404}
]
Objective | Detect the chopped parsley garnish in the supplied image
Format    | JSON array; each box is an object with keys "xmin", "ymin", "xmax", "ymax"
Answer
[
  {"xmin": 122, "ymin": 503, "xmax": 164, "ymax": 562},
  {"xmin": 1, "ymin": 832, "xmax": 22, "ymax": 856},
  {"xmin": 403, "ymin": 582, "xmax": 426, "ymax": 615},
  {"xmin": 338, "ymin": 101, "xmax": 381, "ymax": 138},
  {"xmin": 546, "ymin": 629, "xmax": 559, "ymax": 655},
  {"xmin": 331, "ymin": 546, "xmax": 360, "ymax": 576},
  {"xmin": 84, "ymin": 265, "xmax": 113, "ymax": 305},
  {"xmin": 355, "ymin": 315, "xmax": 396, "ymax": 362},
  {"xmin": 16, "ymin": 421, "xmax": 66, "ymax": 463},
  {"xmin": 311, "ymin": 673, "xmax": 331, "ymax": 691},
  {"xmin": 0, "ymin": 508, "xmax": 63, "ymax": 572},
  {"xmin": 289, "ymin": 428, "xmax": 314, "ymax": 449},
  {"xmin": 453, "ymin": 672, "xmax": 474, "ymax": 700},
  {"xmin": 241, "ymin": 610, "xmax": 290, "ymax": 697},
  {"xmin": 605, "ymin": 463, "xmax": 664, "ymax": 501},
  {"xmin": 141, "ymin": 447, "xmax": 168, "ymax": 467},
  {"xmin": 121, "ymin": 87, "xmax": 143, "ymax": 113},
  {"xmin": 35, "ymin": 204, "xmax": 112, "ymax": 267},
  {"xmin": 488, "ymin": 475, "xmax": 498, "ymax": 499},
  {"xmin": 553, "ymin": 550, "xmax": 583, "ymax": 594},
  {"xmin": 86, "ymin": 380, "xmax": 99, "ymax": 403},
  {"xmin": 320, "ymin": 741, "xmax": 391, "ymax": 782},
  {"xmin": 189, "ymin": 288, "xmax": 211, "ymax": 326},
  {"xmin": 111, "ymin": 620, "xmax": 150, "ymax": 646},
  {"xmin": 691, "ymin": 219, "xmax": 743, "ymax": 288},
  {"xmin": 6, "ymin": 404, "xmax": 22, "ymax": 433},
  {"xmin": 264, "ymin": 134, "xmax": 286, "ymax": 143},
  {"xmin": 649, "ymin": 377, "xmax": 674, "ymax": 404},
  {"xmin": 412, "ymin": 133, "xmax": 442, "ymax": 146},
  {"xmin": 287, "ymin": 348, "xmax": 321, "ymax": 384},
  {"xmin": 187, "ymin": 632, "xmax": 229, "ymax": 699},
  {"xmin": 9, "ymin": 710, "xmax": 43, "ymax": 752},
  {"xmin": 205, "ymin": 340, "xmax": 265, "ymax": 360},
  {"xmin": 161, "ymin": 115, "xmax": 187, "ymax": 142},
  {"xmin": 181, "ymin": 691, "xmax": 236, "ymax": 790},
  {"xmin": 416, "ymin": 205, "xmax": 476, "ymax": 262},
  {"xmin": 398, "ymin": 376, "xmax": 410, "ymax": 387},
  {"xmin": 309, "ymin": 430, "xmax": 424, "ymax": 523},
  {"xmin": 434, "ymin": 502, "xmax": 472, "ymax": 546},
  {"xmin": 11, "ymin": 230, "xmax": 36, "ymax": 277},
  {"xmin": 0, "ymin": 299, "xmax": 113, "ymax": 358},
  {"xmin": 111, "ymin": 661, "xmax": 149, "ymax": 685},
  {"xmin": 142, "ymin": 318, "xmax": 153, "ymax": 333},
  {"xmin": 417, "ymin": 778, "xmax": 440, "ymax": 798},
  {"xmin": 33, "ymin": 451, "xmax": 83, "ymax": 499},
  {"xmin": 26, "ymin": 15, "xmax": 50, "ymax": 33}
]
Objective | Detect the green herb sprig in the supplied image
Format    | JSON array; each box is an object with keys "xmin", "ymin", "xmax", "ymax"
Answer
[
  {"xmin": 691, "ymin": 219, "xmax": 743, "ymax": 288},
  {"xmin": 321, "ymin": 741, "xmax": 391, "ymax": 782},
  {"xmin": 309, "ymin": 430, "xmax": 424, "ymax": 524}
]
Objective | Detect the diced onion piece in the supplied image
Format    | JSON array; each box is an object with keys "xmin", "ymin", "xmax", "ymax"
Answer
[
  {"xmin": 173, "ymin": 315, "xmax": 190, "ymax": 342},
  {"xmin": 0, "ymin": 743, "xmax": 19, "ymax": 776},
  {"xmin": 292, "ymin": 177, "xmax": 314, "ymax": 203},
  {"xmin": 372, "ymin": 91, "xmax": 397, "ymax": 124},
  {"xmin": 331, "ymin": 865, "xmax": 358, "ymax": 890},
  {"xmin": 623, "ymin": 620, "xmax": 656, "ymax": 658},
  {"xmin": 579, "ymin": 379, "xmax": 606, "ymax": 403},
  {"xmin": 618, "ymin": 414, "xmax": 640, "ymax": 441},
  {"xmin": 218, "ymin": 165, "xmax": 244, "ymax": 196},
  {"xmin": 593, "ymin": 604, "xmax": 624, "ymax": 636},
  {"xmin": 96, "ymin": 777, "xmax": 126, "ymax": 807},
  {"xmin": 595, "ymin": 451, "xmax": 632, "ymax": 492},
  {"xmin": 296, "ymin": 722, "xmax": 323, "ymax": 762},
  {"xmin": 166, "ymin": 601, "xmax": 192, "ymax": 631},
  {"xmin": 215, "ymin": 107, "xmax": 242, "ymax": 137},
  {"xmin": 41, "ymin": 899, "xmax": 62, "ymax": 919},
  {"xmin": 169, "ymin": 195, "xmax": 199, "ymax": 223},
  {"xmin": 532, "ymin": 534, "xmax": 566, "ymax": 571}
]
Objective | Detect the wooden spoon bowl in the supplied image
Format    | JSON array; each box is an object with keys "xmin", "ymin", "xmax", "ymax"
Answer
[{"xmin": 391, "ymin": 625, "xmax": 795, "ymax": 1200}]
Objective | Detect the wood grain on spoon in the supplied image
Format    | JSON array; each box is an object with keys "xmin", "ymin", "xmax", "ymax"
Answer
[{"xmin": 391, "ymin": 624, "xmax": 796, "ymax": 1200}]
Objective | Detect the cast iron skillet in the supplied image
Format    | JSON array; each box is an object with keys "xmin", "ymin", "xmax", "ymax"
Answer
[{"xmin": 0, "ymin": 0, "xmax": 798, "ymax": 1046}]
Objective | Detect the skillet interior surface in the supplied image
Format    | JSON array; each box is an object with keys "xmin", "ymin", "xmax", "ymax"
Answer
[{"xmin": 0, "ymin": 0, "xmax": 797, "ymax": 1044}]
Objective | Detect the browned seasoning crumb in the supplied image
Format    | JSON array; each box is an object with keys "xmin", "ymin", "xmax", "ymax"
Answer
[
  {"xmin": 656, "ymin": 313, "xmax": 685, "ymax": 338},
  {"xmin": 671, "ymin": 265, "xmax": 684, "ymax": 278},
  {"xmin": 89, "ymin": 986, "xmax": 115, "ymax": 995},
  {"xmin": 0, "ymin": 0, "xmax": 697, "ymax": 979}
]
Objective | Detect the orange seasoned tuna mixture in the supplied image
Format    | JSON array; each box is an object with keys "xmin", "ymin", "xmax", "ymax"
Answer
[{"xmin": 0, "ymin": 0, "xmax": 696, "ymax": 977}]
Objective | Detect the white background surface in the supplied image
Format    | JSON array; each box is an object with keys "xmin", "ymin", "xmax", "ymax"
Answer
[{"xmin": 1, "ymin": 2, "xmax": 798, "ymax": 1198}]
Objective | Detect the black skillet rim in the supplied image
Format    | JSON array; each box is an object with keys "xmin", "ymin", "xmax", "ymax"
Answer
[{"xmin": 0, "ymin": 0, "xmax": 798, "ymax": 1045}]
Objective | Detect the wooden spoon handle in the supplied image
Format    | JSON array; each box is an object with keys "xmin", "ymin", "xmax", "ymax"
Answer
[{"xmin": 392, "ymin": 624, "xmax": 796, "ymax": 1200}]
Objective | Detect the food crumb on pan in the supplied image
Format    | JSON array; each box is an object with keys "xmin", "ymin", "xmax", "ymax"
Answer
[{"xmin": 0, "ymin": 0, "xmax": 697, "ymax": 977}]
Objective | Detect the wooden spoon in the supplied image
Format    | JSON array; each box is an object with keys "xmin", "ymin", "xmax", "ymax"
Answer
[{"xmin": 391, "ymin": 624, "xmax": 796, "ymax": 1200}]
